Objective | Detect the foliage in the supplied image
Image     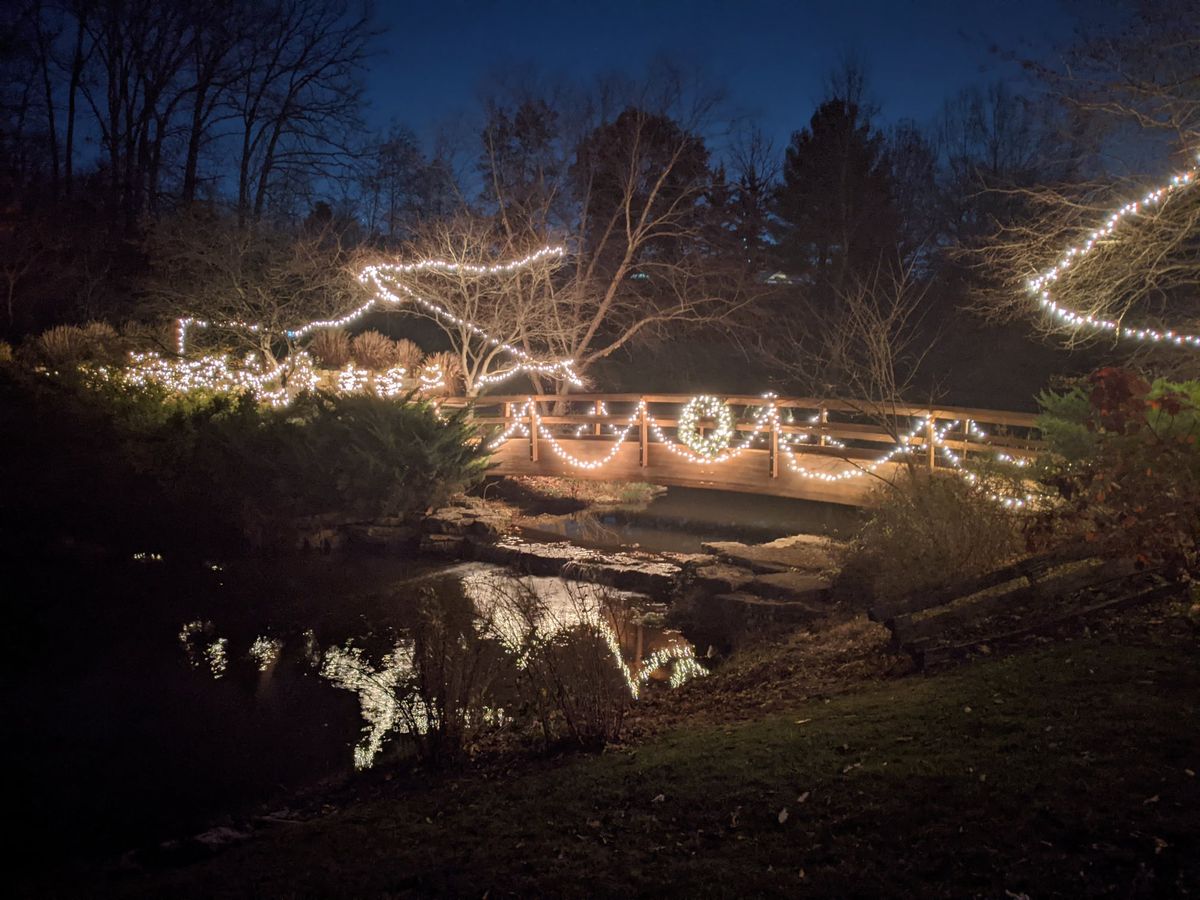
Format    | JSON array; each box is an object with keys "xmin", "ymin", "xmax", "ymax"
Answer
[
  {"xmin": 486, "ymin": 580, "xmax": 632, "ymax": 750},
  {"xmin": 774, "ymin": 97, "xmax": 899, "ymax": 291},
  {"xmin": 350, "ymin": 330, "xmax": 399, "ymax": 369},
  {"xmin": 403, "ymin": 588, "xmax": 516, "ymax": 765},
  {"xmin": 838, "ymin": 470, "xmax": 1025, "ymax": 604},
  {"xmin": 309, "ymin": 328, "xmax": 352, "ymax": 368},
  {"xmin": 1033, "ymin": 367, "xmax": 1200, "ymax": 576},
  {"xmin": 393, "ymin": 338, "xmax": 425, "ymax": 372},
  {"xmin": 0, "ymin": 369, "xmax": 491, "ymax": 557}
]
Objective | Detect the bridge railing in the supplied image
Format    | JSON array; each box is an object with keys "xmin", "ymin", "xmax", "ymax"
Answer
[{"xmin": 446, "ymin": 393, "xmax": 1043, "ymax": 477}]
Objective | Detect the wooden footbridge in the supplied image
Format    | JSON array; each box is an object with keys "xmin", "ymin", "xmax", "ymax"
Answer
[{"xmin": 455, "ymin": 393, "xmax": 1042, "ymax": 506}]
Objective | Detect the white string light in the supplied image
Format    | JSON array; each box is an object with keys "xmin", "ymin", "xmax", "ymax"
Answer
[
  {"xmin": 1028, "ymin": 152, "xmax": 1200, "ymax": 348},
  {"xmin": 169, "ymin": 246, "xmax": 582, "ymax": 392},
  {"xmin": 491, "ymin": 397, "xmax": 1036, "ymax": 507},
  {"xmin": 358, "ymin": 246, "xmax": 582, "ymax": 387}
]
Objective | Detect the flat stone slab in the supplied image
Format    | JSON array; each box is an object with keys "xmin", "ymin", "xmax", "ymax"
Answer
[
  {"xmin": 692, "ymin": 563, "xmax": 756, "ymax": 595},
  {"xmin": 746, "ymin": 571, "xmax": 832, "ymax": 603},
  {"xmin": 468, "ymin": 537, "xmax": 681, "ymax": 597},
  {"xmin": 701, "ymin": 534, "xmax": 839, "ymax": 573},
  {"xmin": 712, "ymin": 592, "xmax": 825, "ymax": 625}
]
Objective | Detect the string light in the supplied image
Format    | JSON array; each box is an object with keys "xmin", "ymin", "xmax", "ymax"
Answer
[
  {"xmin": 674, "ymin": 395, "xmax": 735, "ymax": 459},
  {"xmin": 359, "ymin": 246, "xmax": 582, "ymax": 387},
  {"xmin": 1028, "ymin": 152, "xmax": 1200, "ymax": 348},
  {"xmin": 491, "ymin": 397, "xmax": 1035, "ymax": 506},
  {"xmin": 337, "ymin": 363, "xmax": 370, "ymax": 393}
]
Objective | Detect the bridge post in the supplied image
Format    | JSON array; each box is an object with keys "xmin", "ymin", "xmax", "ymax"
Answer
[
  {"xmin": 770, "ymin": 417, "xmax": 780, "ymax": 478},
  {"xmin": 818, "ymin": 404, "xmax": 828, "ymax": 447},
  {"xmin": 639, "ymin": 398, "xmax": 649, "ymax": 467},
  {"xmin": 529, "ymin": 402, "xmax": 539, "ymax": 462},
  {"xmin": 594, "ymin": 400, "xmax": 602, "ymax": 436},
  {"xmin": 926, "ymin": 415, "xmax": 936, "ymax": 470}
]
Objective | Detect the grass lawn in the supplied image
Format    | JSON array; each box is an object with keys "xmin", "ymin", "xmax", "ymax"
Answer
[{"xmin": 102, "ymin": 616, "xmax": 1200, "ymax": 899}]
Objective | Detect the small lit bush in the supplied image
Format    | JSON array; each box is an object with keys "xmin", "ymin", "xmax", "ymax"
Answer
[
  {"xmin": 837, "ymin": 469, "xmax": 1025, "ymax": 605},
  {"xmin": 309, "ymin": 328, "xmax": 351, "ymax": 368},
  {"xmin": 350, "ymin": 329, "xmax": 398, "ymax": 369},
  {"xmin": 424, "ymin": 350, "xmax": 463, "ymax": 395}
]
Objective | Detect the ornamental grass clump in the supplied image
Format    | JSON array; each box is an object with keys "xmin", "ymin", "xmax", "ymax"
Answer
[
  {"xmin": 350, "ymin": 329, "xmax": 398, "ymax": 369},
  {"xmin": 309, "ymin": 328, "xmax": 351, "ymax": 368},
  {"xmin": 393, "ymin": 337, "xmax": 424, "ymax": 372}
]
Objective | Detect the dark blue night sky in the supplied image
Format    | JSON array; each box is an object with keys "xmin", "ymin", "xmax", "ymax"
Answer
[{"xmin": 365, "ymin": 0, "xmax": 1077, "ymax": 150}]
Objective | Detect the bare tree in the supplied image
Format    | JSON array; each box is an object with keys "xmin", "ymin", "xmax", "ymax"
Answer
[
  {"xmin": 141, "ymin": 209, "xmax": 368, "ymax": 360},
  {"xmin": 762, "ymin": 262, "xmax": 941, "ymax": 473},
  {"xmin": 476, "ymin": 74, "xmax": 756, "ymax": 390},
  {"xmin": 973, "ymin": 169, "xmax": 1200, "ymax": 371},
  {"xmin": 227, "ymin": 0, "xmax": 374, "ymax": 226},
  {"xmin": 371, "ymin": 214, "xmax": 565, "ymax": 395}
]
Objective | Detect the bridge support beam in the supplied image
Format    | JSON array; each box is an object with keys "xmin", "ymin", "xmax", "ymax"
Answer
[
  {"xmin": 926, "ymin": 415, "xmax": 936, "ymax": 470},
  {"xmin": 529, "ymin": 404, "xmax": 539, "ymax": 462},
  {"xmin": 639, "ymin": 399, "xmax": 649, "ymax": 467},
  {"xmin": 770, "ymin": 419, "xmax": 780, "ymax": 478}
]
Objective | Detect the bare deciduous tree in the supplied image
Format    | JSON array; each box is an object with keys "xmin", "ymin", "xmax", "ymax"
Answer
[
  {"xmin": 374, "ymin": 215, "xmax": 563, "ymax": 395},
  {"xmin": 141, "ymin": 210, "xmax": 367, "ymax": 360},
  {"xmin": 761, "ymin": 263, "xmax": 941, "ymax": 476}
]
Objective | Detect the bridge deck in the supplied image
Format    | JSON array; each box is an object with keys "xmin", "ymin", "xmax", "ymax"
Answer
[{"xmin": 488, "ymin": 440, "xmax": 896, "ymax": 505}]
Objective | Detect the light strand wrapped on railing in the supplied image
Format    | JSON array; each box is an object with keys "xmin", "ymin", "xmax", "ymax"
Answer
[{"xmin": 489, "ymin": 397, "xmax": 1037, "ymax": 507}]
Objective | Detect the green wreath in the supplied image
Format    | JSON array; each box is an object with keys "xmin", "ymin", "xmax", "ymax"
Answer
[{"xmin": 676, "ymin": 395, "xmax": 734, "ymax": 459}]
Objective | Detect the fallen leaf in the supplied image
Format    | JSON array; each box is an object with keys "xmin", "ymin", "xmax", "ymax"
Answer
[
  {"xmin": 777, "ymin": 808, "xmax": 789, "ymax": 824},
  {"xmin": 652, "ymin": 793, "xmax": 665, "ymax": 804},
  {"xmin": 797, "ymin": 791, "xmax": 810, "ymax": 804}
]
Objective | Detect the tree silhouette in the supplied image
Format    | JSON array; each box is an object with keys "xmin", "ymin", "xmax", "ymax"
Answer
[{"xmin": 774, "ymin": 98, "xmax": 899, "ymax": 299}]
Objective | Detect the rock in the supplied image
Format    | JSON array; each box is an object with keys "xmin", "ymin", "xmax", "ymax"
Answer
[
  {"xmin": 663, "ymin": 552, "xmax": 717, "ymax": 568},
  {"xmin": 296, "ymin": 526, "xmax": 344, "ymax": 553},
  {"xmin": 465, "ymin": 536, "xmax": 682, "ymax": 597},
  {"xmin": 344, "ymin": 523, "xmax": 419, "ymax": 551},
  {"xmin": 419, "ymin": 534, "xmax": 466, "ymax": 557},
  {"xmin": 564, "ymin": 558, "xmax": 680, "ymax": 595},
  {"xmin": 424, "ymin": 496, "xmax": 512, "ymax": 541},
  {"xmin": 746, "ymin": 572, "xmax": 833, "ymax": 604},
  {"xmin": 701, "ymin": 534, "xmax": 840, "ymax": 573},
  {"xmin": 712, "ymin": 592, "xmax": 825, "ymax": 626},
  {"xmin": 692, "ymin": 563, "xmax": 756, "ymax": 594}
]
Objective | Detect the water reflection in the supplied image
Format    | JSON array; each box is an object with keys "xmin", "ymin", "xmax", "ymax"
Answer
[{"xmin": 178, "ymin": 564, "xmax": 703, "ymax": 770}]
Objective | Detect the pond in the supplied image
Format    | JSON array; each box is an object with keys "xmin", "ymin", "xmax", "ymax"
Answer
[
  {"xmin": 517, "ymin": 486, "xmax": 864, "ymax": 553},
  {"xmin": 7, "ymin": 554, "xmax": 697, "ymax": 870}
]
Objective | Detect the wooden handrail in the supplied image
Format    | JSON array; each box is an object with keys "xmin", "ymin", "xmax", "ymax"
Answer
[{"xmin": 455, "ymin": 392, "xmax": 1041, "ymax": 429}]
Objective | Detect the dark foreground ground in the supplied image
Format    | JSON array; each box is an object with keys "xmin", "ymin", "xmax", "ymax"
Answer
[{"xmin": 67, "ymin": 605, "xmax": 1199, "ymax": 899}]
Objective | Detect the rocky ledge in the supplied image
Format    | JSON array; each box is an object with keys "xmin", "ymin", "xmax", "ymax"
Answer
[{"xmin": 418, "ymin": 496, "xmax": 848, "ymax": 633}]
